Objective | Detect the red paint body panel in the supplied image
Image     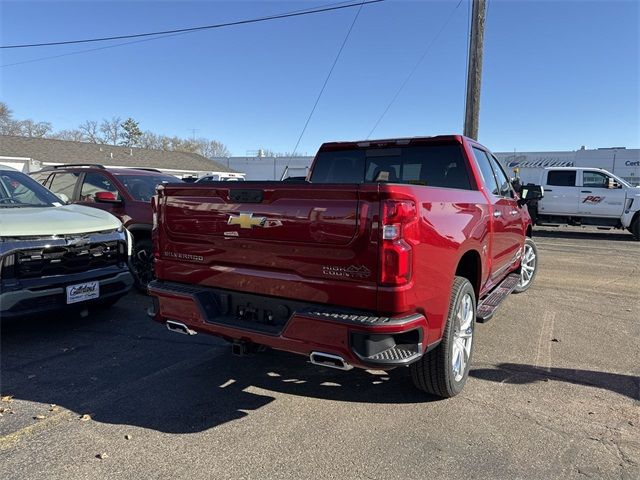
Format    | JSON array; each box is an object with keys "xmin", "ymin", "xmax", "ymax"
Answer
[{"xmin": 149, "ymin": 136, "xmax": 532, "ymax": 368}]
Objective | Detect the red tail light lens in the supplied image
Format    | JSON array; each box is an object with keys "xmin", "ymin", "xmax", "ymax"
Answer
[{"xmin": 380, "ymin": 200, "xmax": 417, "ymax": 286}]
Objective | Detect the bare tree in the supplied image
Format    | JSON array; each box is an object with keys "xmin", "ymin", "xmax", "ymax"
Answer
[
  {"xmin": 17, "ymin": 119, "xmax": 52, "ymax": 137},
  {"xmin": 49, "ymin": 129, "xmax": 85, "ymax": 142},
  {"xmin": 138, "ymin": 131, "xmax": 161, "ymax": 149},
  {"xmin": 0, "ymin": 102, "xmax": 12, "ymax": 130},
  {"xmin": 0, "ymin": 102, "xmax": 233, "ymax": 157},
  {"xmin": 99, "ymin": 116, "xmax": 122, "ymax": 145},
  {"xmin": 159, "ymin": 135, "xmax": 171, "ymax": 151},
  {"xmin": 197, "ymin": 139, "xmax": 231, "ymax": 158},
  {"xmin": 0, "ymin": 103, "xmax": 50, "ymax": 137},
  {"xmin": 78, "ymin": 120, "xmax": 101, "ymax": 143}
]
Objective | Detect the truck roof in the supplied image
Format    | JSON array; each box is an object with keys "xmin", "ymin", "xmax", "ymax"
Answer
[{"xmin": 319, "ymin": 135, "xmax": 467, "ymax": 150}]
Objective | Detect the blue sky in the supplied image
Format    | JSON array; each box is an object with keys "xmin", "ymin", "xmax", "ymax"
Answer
[{"xmin": 1, "ymin": 0, "xmax": 638, "ymax": 155}]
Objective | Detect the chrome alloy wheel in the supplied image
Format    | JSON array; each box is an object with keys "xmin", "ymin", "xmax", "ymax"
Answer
[
  {"xmin": 452, "ymin": 293, "xmax": 474, "ymax": 382},
  {"xmin": 519, "ymin": 242, "xmax": 537, "ymax": 289}
]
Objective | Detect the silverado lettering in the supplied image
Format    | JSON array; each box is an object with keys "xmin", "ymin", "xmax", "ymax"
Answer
[{"xmin": 148, "ymin": 135, "xmax": 540, "ymax": 398}]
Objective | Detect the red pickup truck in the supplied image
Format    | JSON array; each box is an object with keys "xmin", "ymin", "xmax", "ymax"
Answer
[{"xmin": 148, "ymin": 135, "xmax": 542, "ymax": 397}]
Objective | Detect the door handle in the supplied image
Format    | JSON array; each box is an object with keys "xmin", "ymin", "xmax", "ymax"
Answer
[
  {"xmin": 493, "ymin": 210, "xmax": 502, "ymax": 218},
  {"xmin": 581, "ymin": 190, "xmax": 592, "ymax": 193},
  {"xmin": 545, "ymin": 189, "xmax": 553, "ymax": 192}
]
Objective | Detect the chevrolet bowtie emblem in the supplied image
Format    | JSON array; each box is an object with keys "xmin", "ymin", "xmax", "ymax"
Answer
[{"xmin": 227, "ymin": 213, "xmax": 267, "ymax": 229}]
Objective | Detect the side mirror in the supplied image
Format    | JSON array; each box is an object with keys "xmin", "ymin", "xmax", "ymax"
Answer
[
  {"xmin": 517, "ymin": 185, "xmax": 544, "ymax": 206},
  {"xmin": 95, "ymin": 191, "xmax": 121, "ymax": 204},
  {"xmin": 607, "ymin": 178, "xmax": 621, "ymax": 189},
  {"xmin": 56, "ymin": 193, "xmax": 69, "ymax": 203}
]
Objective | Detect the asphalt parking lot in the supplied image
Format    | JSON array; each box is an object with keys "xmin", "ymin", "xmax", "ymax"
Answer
[{"xmin": 1, "ymin": 227, "xmax": 638, "ymax": 480}]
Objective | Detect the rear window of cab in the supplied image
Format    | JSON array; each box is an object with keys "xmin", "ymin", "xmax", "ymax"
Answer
[{"xmin": 309, "ymin": 144, "xmax": 473, "ymax": 190}]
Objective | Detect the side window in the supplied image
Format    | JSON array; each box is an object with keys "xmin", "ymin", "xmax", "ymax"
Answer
[
  {"xmin": 48, "ymin": 172, "xmax": 80, "ymax": 199},
  {"xmin": 583, "ymin": 171, "xmax": 608, "ymax": 188},
  {"xmin": 547, "ymin": 170, "xmax": 577, "ymax": 186},
  {"xmin": 489, "ymin": 155, "xmax": 513, "ymax": 198},
  {"xmin": 30, "ymin": 171, "xmax": 51, "ymax": 186},
  {"xmin": 472, "ymin": 148, "xmax": 499, "ymax": 195},
  {"xmin": 80, "ymin": 173, "xmax": 120, "ymax": 202}
]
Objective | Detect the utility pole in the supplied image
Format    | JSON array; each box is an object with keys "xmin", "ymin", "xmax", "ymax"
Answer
[{"xmin": 464, "ymin": 0, "xmax": 487, "ymax": 140}]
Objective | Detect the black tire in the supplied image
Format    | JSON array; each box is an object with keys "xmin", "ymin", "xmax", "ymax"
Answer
[
  {"xmin": 631, "ymin": 216, "xmax": 640, "ymax": 241},
  {"xmin": 527, "ymin": 203, "xmax": 538, "ymax": 224},
  {"xmin": 410, "ymin": 277, "xmax": 476, "ymax": 398},
  {"xmin": 129, "ymin": 239, "xmax": 154, "ymax": 293},
  {"xmin": 513, "ymin": 237, "xmax": 538, "ymax": 293}
]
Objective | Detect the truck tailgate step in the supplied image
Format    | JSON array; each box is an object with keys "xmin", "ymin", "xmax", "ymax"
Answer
[{"xmin": 476, "ymin": 273, "xmax": 520, "ymax": 323}]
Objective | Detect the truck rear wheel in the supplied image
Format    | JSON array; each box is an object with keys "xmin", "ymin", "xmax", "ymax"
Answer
[
  {"xmin": 632, "ymin": 216, "xmax": 640, "ymax": 241},
  {"xmin": 410, "ymin": 277, "xmax": 476, "ymax": 398}
]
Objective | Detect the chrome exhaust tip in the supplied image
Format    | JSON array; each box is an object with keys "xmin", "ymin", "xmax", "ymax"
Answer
[
  {"xmin": 309, "ymin": 351, "xmax": 353, "ymax": 371},
  {"xmin": 166, "ymin": 320, "xmax": 197, "ymax": 336}
]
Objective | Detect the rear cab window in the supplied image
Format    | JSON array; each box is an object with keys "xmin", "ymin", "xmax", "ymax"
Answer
[
  {"xmin": 547, "ymin": 170, "xmax": 577, "ymax": 186},
  {"xmin": 309, "ymin": 144, "xmax": 472, "ymax": 190}
]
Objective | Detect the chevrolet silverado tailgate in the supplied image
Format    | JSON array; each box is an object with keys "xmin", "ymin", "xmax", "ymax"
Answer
[{"xmin": 155, "ymin": 182, "xmax": 380, "ymax": 311}]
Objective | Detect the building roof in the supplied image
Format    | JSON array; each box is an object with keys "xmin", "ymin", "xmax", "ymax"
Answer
[{"xmin": 0, "ymin": 135, "xmax": 233, "ymax": 173}]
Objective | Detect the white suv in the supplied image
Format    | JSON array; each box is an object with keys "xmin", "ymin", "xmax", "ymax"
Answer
[{"xmin": 0, "ymin": 167, "xmax": 133, "ymax": 319}]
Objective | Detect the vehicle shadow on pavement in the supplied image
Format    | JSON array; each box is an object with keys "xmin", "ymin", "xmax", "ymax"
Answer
[
  {"xmin": 1, "ymin": 302, "xmax": 434, "ymax": 435},
  {"xmin": 470, "ymin": 363, "xmax": 639, "ymax": 401},
  {"xmin": 532, "ymin": 229, "xmax": 633, "ymax": 242}
]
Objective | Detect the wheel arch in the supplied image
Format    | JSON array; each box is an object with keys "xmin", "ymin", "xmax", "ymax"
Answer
[
  {"xmin": 526, "ymin": 224, "xmax": 533, "ymax": 238},
  {"xmin": 455, "ymin": 249, "xmax": 482, "ymax": 299},
  {"xmin": 126, "ymin": 224, "xmax": 152, "ymax": 242}
]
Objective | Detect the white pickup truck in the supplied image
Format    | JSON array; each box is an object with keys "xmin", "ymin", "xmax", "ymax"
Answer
[{"xmin": 526, "ymin": 167, "xmax": 640, "ymax": 239}]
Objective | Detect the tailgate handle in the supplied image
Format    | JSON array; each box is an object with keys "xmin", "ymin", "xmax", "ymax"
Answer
[{"xmin": 230, "ymin": 189, "xmax": 264, "ymax": 203}]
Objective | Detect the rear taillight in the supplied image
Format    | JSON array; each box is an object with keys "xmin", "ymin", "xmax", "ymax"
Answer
[
  {"xmin": 151, "ymin": 196, "xmax": 158, "ymax": 230},
  {"xmin": 151, "ymin": 195, "xmax": 160, "ymax": 260},
  {"xmin": 380, "ymin": 200, "xmax": 418, "ymax": 286}
]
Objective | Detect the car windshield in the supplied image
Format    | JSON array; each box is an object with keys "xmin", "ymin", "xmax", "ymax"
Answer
[
  {"xmin": 118, "ymin": 174, "xmax": 182, "ymax": 201},
  {"xmin": 0, "ymin": 169, "xmax": 61, "ymax": 208},
  {"xmin": 611, "ymin": 174, "xmax": 632, "ymax": 188}
]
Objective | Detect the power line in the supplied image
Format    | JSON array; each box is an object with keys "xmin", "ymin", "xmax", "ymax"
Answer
[
  {"xmin": 1, "ymin": 32, "xmax": 189, "ymax": 68},
  {"xmin": 1, "ymin": 0, "xmax": 383, "ymax": 50},
  {"xmin": 1, "ymin": 1, "xmax": 380, "ymax": 68},
  {"xmin": 366, "ymin": 0, "xmax": 464, "ymax": 139},
  {"xmin": 289, "ymin": 0, "xmax": 367, "ymax": 158}
]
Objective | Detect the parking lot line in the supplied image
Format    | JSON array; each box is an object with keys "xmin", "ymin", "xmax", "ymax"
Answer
[
  {"xmin": 534, "ymin": 311, "xmax": 556, "ymax": 373},
  {"xmin": 0, "ymin": 410, "xmax": 72, "ymax": 452},
  {"xmin": 536, "ymin": 241, "xmax": 638, "ymax": 252}
]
